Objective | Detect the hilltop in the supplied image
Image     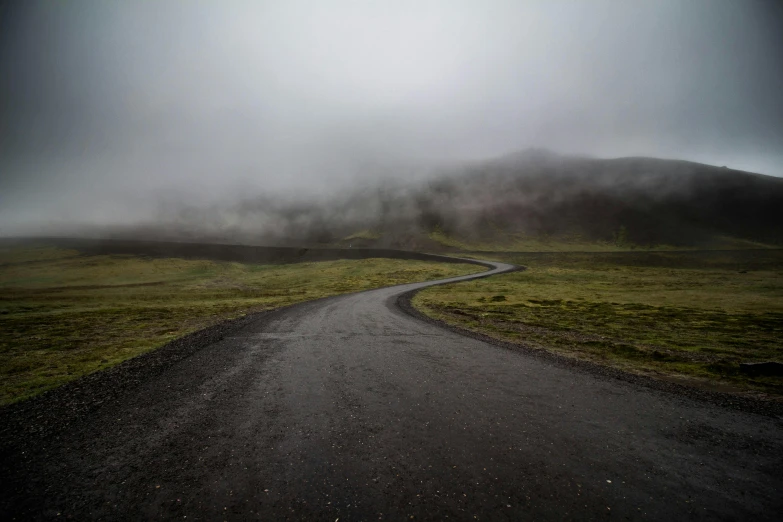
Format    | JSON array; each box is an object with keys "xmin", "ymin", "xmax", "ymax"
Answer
[{"xmin": 65, "ymin": 150, "xmax": 783, "ymax": 251}]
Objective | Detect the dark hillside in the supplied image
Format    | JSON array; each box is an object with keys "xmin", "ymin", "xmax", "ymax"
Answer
[
  {"xmin": 38, "ymin": 152, "xmax": 783, "ymax": 250},
  {"xmin": 395, "ymin": 152, "xmax": 783, "ymax": 247}
]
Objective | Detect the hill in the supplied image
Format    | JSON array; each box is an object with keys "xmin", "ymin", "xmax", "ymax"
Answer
[
  {"xmin": 389, "ymin": 151, "xmax": 783, "ymax": 249},
  {"xmin": 81, "ymin": 151, "xmax": 783, "ymax": 250},
  {"xmin": 332, "ymin": 151, "xmax": 783, "ymax": 250}
]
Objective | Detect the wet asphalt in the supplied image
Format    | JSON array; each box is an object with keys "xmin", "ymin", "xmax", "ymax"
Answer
[{"xmin": 1, "ymin": 260, "xmax": 782, "ymax": 520}]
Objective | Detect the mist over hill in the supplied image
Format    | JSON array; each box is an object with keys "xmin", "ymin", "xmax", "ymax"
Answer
[
  {"xmin": 59, "ymin": 150, "xmax": 783, "ymax": 251},
  {"xmin": 3, "ymin": 1, "xmax": 783, "ymax": 245}
]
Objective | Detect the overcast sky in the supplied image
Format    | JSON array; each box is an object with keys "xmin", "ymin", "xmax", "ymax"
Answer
[{"xmin": 1, "ymin": 0, "xmax": 782, "ymax": 230}]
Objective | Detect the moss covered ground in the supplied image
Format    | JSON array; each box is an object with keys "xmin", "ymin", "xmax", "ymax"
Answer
[
  {"xmin": 414, "ymin": 250, "xmax": 783, "ymax": 396},
  {"xmin": 0, "ymin": 245, "xmax": 481, "ymax": 404}
]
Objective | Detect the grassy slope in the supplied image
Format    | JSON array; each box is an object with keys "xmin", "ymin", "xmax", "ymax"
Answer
[
  {"xmin": 427, "ymin": 229, "xmax": 778, "ymax": 253},
  {"xmin": 343, "ymin": 229, "xmax": 382, "ymax": 241},
  {"xmin": 414, "ymin": 250, "xmax": 783, "ymax": 396},
  {"xmin": 0, "ymin": 246, "xmax": 482, "ymax": 404},
  {"xmin": 429, "ymin": 230, "xmax": 641, "ymax": 252}
]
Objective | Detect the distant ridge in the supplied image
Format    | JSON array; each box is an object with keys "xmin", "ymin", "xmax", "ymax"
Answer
[{"xmin": 11, "ymin": 152, "xmax": 783, "ymax": 250}]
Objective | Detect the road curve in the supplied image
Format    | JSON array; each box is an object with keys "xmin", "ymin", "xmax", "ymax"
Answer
[{"xmin": 1, "ymin": 259, "xmax": 782, "ymax": 520}]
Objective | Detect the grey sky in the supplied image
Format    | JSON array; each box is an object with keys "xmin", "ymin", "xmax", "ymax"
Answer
[{"xmin": 1, "ymin": 0, "xmax": 782, "ymax": 231}]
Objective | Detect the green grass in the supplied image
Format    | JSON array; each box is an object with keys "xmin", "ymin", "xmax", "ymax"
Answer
[
  {"xmin": 428, "ymin": 229, "xmax": 669, "ymax": 252},
  {"xmin": 414, "ymin": 250, "xmax": 783, "ymax": 395},
  {"xmin": 343, "ymin": 229, "xmax": 382, "ymax": 241},
  {"xmin": 0, "ymin": 245, "xmax": 482, "ymax": 405},
  {"xmin": 428, "ymin": 228, "xmax": 779, "ymax": 252}
]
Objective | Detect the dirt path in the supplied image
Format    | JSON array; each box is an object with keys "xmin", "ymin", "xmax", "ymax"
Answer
[{"xmin": 1, "ymin": 259, "xmax": 781, "ymax": 520}]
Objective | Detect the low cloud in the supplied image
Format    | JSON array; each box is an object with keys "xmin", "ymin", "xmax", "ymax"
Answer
[{"xmin": 1, "ymin": 1, "xmax": 782, "ymax": 235}]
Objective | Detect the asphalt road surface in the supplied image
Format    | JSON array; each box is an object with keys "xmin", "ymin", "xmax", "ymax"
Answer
[{"xmin": 2, "ymin": 260, "xmax": 782, "ymax": 520}]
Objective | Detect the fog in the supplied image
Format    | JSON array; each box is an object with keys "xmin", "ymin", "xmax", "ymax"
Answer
[{"xmin": 1, "ymin": 0, "xmax": 782, "ymax": 236}]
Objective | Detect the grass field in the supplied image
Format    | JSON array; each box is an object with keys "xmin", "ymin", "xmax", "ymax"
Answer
[
  {"xmin": 414, "ymin": 250, "xmax": 783, "ymax": 396},
  {"xmin": 0, "ymin": 245, "xmax": 482, "ymax": 405},
  {"xmin": 427, "ymin": 229, "xmax": 778, "ymax": 252}
]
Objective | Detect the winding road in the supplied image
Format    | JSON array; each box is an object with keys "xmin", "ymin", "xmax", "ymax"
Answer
[{"xmin": 1, "ymin": 259, "xmax": 782, "ymax": 520}]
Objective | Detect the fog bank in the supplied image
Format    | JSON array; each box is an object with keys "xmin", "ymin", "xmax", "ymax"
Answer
[{"xmin": 2, "ymin": 1, "xmax": 782, "ymax": 234}]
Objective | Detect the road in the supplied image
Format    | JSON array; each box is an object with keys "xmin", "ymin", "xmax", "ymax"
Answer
[{"xmin": 1, "ymin": 260, "xmax": 781, "ymax": 520}]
